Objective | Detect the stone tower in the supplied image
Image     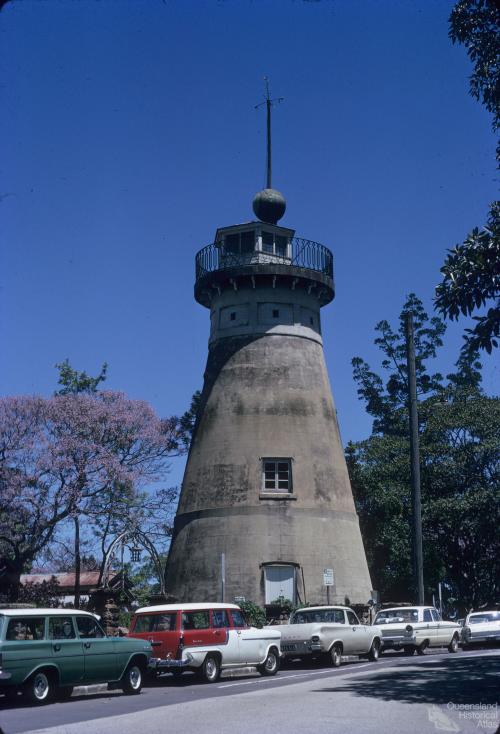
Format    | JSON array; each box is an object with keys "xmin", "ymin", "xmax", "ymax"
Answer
[{"xmin": 165, "ymin": 93, "xmax": 372, "ymax": 607}]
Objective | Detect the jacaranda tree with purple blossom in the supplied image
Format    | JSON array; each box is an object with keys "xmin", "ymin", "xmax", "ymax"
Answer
[{"xmin": 0, "ymin": 391, "xmax": 184, "ymax": 601}]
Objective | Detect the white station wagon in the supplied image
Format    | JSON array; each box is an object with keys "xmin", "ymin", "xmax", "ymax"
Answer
[
  {"xmin": 128, "ymin": 603, "xmax": 281, "ymax": 682},
  {"xmin": 461, "ymin": 610, "xmax": 500, "ymax": 648},
  {"xmin": 278, "ymin": 606, "xmax": 382, "ymax": 666},
  {"xmin": 374, "ymin": 606, "xmax": 461, "ymax": 655}
]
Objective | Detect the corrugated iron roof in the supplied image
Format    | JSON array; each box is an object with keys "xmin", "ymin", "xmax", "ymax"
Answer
[{"xmin": 20, "ymin": 571, "xmax": 116, "ymax": 590}]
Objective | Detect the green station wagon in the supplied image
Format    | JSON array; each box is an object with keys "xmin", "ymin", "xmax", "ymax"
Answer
[{"xmin": 0, "ymin": 608, "xmax": 152, "ymax": 704}]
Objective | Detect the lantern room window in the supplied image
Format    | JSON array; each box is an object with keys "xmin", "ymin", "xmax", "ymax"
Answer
[
  {"xmin": 262, "ymin": 231, "xmax": 288, "ymax": 257},
  {"xmin": 262, "ymin": 231, "xmax": 274, "ymax": 254},
  {"xmin": 223, "ymin": 230, "xmax": 256, "ymax": 255}
]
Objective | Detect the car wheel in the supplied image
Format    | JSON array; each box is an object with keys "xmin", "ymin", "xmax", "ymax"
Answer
[
  {"xmin": 258, "ymin": 648, "xmax": 280, "ymax": 676},
  {"xmin": 121, "ymin": 663, "xmax": 143, "ymax": 695},
  {"xmin": 368, "ymin": 639, "xmax": 380, "ymax": 662},
  {"xmin": 24, "ymin": 670, "xmax": 54, "ymax": 705},
  {"xmin": 56, "ymin": 686, "xmax": 74, "ymax": 701},
  {"xmin": 403, "ymin": 646, "xmax": 416, "ymax": 656},
  {"xmin": 201, "ymin": 654, "xmax": 220, "ymax": 683},
  {"xmin": 416, "ymin": 641, "xmax": 428, "ymax": 656},
  {"xmin": 448, "ymin": 636, "xmax": 459, "ymax": 653},
  {"xmin": 330, "ymin": 644, "xmax": 342, "ymax": 667}
]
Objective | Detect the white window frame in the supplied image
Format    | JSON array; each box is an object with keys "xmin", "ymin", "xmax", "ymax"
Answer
[{"xmin": 262, "ymin": 458, "xmax": 293, "ymax": 493}]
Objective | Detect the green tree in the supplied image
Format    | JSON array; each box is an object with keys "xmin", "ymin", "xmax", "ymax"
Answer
[
  {"xmin": 52, "ymin": 362, "xmax": 180, "ymax": 606},
  {"xmin": 239, "ymin": 601, "xmax": 267, "ymax": 628},
  {"xmin": 0, "ymin": 370, "xmax": 184, "ymax": 602},
  {"xmin": 55, "ymin": 358, "xmax": 108, "ymax": 395},
  {"xmin": 435, "ymin": 1, "xmax": 500, "ymax": 354},
  {"xmin": 349, "ymin": 296, "xmax": 499, "ymax": 609},
  {"xmin": 17, "ymin": 576, "xmax": 62, "ymax": 608},
  {"xmin": 54, "ymin": 359, "xmax": 108, "ymax": 607},
  {"xmin": 178, "ymin": 390, "xmax": 202, "ymax": 450}
]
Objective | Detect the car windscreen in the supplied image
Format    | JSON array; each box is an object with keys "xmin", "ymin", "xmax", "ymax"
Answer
[
  {"xmin": 291, "ymin": 610, "xmax": 345, "ymax": 624},
  {"xmin": 469, "ymin": 612, "xmax": 500, "ymax": 624},
  {"xmin": 374, "ymin": 609, "xmax": 419, "ymax": 624}
]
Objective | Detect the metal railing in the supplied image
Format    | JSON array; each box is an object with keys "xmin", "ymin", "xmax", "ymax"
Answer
[{"xmin": 195, "ymin": 238, "xmax": 333, "ymax": 281}]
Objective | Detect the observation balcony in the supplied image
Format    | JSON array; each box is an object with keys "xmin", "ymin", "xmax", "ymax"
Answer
[{"xmin": 194, "ymin": 236, "xmax": 335, "ymax": 308}]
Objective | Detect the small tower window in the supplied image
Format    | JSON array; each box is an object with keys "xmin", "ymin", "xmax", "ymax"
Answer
[
  {"xmin": 262, "ymin": 459, "xmax": 292, "ymax": 492},
  {"xmin": 223, "ymin": 230, "xmax": 256, "ymax": 256},
  {"xmin": 272, "ymin": 309, "xmax": 279, "ymax": 318},
  {"xmin": 275, "ymin": 235, "xmax": 287, "ymax": 258},
  {"xmin": 225, "ymin": 233, "xmax": 239, "ymax": 254},
  {"xmin": 261, "ymin": 231, "xmax": 288, "ymax": 258},
  {"xmin": 230, "ymin": 312, "xmax": 236, "ymax": 321},
  {"xmin": 240, "ymin": 230, "xmax": 254, "ymax": 254},
  {"xmin": 262, "ymin": 231, "xmax": 274, "ymax": 254}
]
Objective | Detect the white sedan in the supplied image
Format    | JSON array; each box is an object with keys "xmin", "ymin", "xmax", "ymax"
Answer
[
  {"xmin": 277, "ymin": 605, "xmax": 382, "ymax": 666},
  {"xmin": 462, "ymin": 610, "xmax": 500, "ymax": 648},
  {"xmin": 374, "ymin": 606, "xmax": 461, "ymax": 655}
]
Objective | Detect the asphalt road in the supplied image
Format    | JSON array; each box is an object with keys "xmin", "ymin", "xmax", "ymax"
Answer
[{"xmin": 1, "ymin": 649, "xmax": 499, "ymax": 734}]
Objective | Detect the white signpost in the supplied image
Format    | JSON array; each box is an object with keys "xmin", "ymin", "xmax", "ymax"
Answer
[
  {"xmin": 323, "ymin": 568, "xmax": 334, "ymax": 604},
  {"xmin": 323, "ymin": 568, "xmax": 334, "ymax": 586}
]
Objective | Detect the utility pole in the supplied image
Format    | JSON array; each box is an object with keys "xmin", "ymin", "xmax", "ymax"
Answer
[
  {"xmin": 221, "ymin": 553, "xmax": 226, "ymax": 603},
  {"xmin": 405, "ymin": 312, "xmax": 424, "ymax": 605}
]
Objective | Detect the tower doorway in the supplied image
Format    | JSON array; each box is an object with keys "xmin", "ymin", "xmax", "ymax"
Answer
[{"xmin": 263, "ymin": 564, "xmax": 296, "ymax": 604}]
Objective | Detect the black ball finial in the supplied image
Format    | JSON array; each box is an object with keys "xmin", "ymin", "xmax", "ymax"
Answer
[{"xmin": 252, "ymin": 188, "xmax": 286, "ymax": 224}]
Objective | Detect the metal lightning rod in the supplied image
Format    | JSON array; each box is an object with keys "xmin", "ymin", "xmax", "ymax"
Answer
[{"xmin": 255, "ymin": 77, "xmax": 284, "ymax": 189}]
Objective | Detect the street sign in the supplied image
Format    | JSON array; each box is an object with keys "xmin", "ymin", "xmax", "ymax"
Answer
[
  {"xmin": 234, "ymin": 596, "xmax": 246, "ymax": 603},
  {"xmin": 323, "ymin": 568, "xmax": 334, "ymax": 586}
]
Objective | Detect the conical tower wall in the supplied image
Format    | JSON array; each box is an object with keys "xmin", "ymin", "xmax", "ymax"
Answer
[{"xmin": 165, "ymin": 275, "xmax": 372, "ymax": 606}]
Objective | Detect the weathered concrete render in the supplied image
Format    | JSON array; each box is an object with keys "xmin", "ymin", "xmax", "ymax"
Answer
[{"xmin": 165, "ymin": 278, "xmax": 372, "ymax": 605}]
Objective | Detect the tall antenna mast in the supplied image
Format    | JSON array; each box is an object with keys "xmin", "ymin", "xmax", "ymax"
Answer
[{"xmin": 255, "ymin": 77, "xmax": 284, "ymax": 189}]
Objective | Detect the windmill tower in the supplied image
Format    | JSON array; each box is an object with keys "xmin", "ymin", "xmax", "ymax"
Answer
[{"xmin": 165, "ymin": 85, "xmax": 372, "ymax": 607}]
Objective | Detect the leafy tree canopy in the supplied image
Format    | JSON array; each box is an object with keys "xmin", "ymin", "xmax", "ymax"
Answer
[
  {"xmin": 55, "ymin": 358, "xmax": 108, "ymax": 395},
  {"xmin": 349, "ymin": 295, "xmax": 499, "ymax": 610},
  {"xmin": 0, "ymin": 390, "xmax": 184, "ymax": 601},
  {"xmin": 435, "ymin": 1, "xmax": 500, "ymax": 354},
  {"xmin": 436, "ymin": 203, "xmax": 500, "ymax": 354},
  {"xmin": 16, "ymin": 576, "xmax": 62, "ymax": 608},
  {"xmin": 449, "ymin": 0, "xmax": 500, "ymax": 128}
]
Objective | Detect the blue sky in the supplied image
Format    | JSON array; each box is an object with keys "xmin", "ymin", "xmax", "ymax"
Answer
[{"xmin": 1, "ymin": 0, "xmax": 497, "ymax": 487}]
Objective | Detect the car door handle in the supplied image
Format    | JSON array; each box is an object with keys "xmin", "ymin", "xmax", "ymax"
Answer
[
  {"xmin": 53, "ymin": 644, "xmax": 61, "ymax": 652},
  {"xmin": 84, "ymin": 642, "xmax": 91, "ymax": 649}
]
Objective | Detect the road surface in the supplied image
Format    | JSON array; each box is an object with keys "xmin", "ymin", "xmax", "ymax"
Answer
[{"xmin": 1, "ymin": 648, "xmax": 498, "ymax": 734}]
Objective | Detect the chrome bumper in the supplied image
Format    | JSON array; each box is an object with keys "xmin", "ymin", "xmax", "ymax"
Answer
[
  {"xmin": 380, "ymin": 634, "xmax": 416, "ymax": 648},
  {"xmin": 463, "ymin": 632, "xmax": 500, "ymax": 644},
  {"xmin": 148, "ymin": 655, "xmax": 195, "ymax": 671},
  {"xmin": 281, "ymin": 641, "xmax": 322, "ymax": 656}
]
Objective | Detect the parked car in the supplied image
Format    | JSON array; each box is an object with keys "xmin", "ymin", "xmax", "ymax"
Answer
[
  {"xmin": 373, "ymin": 606, "xmax": 461, "ymax": 655},
  {"xmin": 128, "ymin": 602, "xmax": 281, "ymax": 682},
  {"xmin": 461, "ymin": 610, "xmax": 500, "ymax": 648},
  {"xmin": 277, "ymin": 605, "xmax": 382, "ymax": 666},
  {"xmin": 0, "ymin": 608, "xmax": 152, "ymax": 704}
]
